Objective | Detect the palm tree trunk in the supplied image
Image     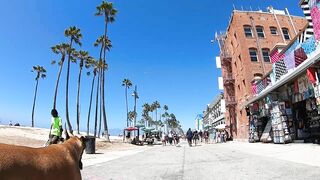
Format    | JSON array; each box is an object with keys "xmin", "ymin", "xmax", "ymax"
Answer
[
  {"xmin": 125, "ymin": 87, "xmax": 128, "ymax": 127},
  {"xmin": 98, "ymin": 74, "xmax": 103, "ymax": 138},
  {"xmin": 87, "ymin": 73, "xmax": 96, "ymax": 136},
  {"xmin": 98, "ymin": 96, "xmax": 102, "ymax": 138},
  {"xmin": 53, "ymin": 55, "xmax": 65, "ymax": 109},
  {"xmin": 31, "ymin": 76, "xmax": 39, "ymax": 127},
  {"xmin": 66, "ymin": 39, "xmax": 74, "ymax": 134},
  {"xmin": 94, "ymin": 70, "xmax": 100, "ymax": 137},
  {"xmin": 76, "ymin": 66, "xmax": 83, "ymax": 134},
  {"xmin": 102, "ymin": 20, "xmax": 109, "ymax": 141}
]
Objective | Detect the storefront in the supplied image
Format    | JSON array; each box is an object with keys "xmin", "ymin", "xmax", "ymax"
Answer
[{"xmin": 244, "ymin": 0, "xmax": 320, "ymax": 143}]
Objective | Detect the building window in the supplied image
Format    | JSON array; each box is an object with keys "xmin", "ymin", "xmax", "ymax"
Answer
[
  {"xmin": 238, "ymin": 84, "xmax": 240, "ymax": 90},
  {"xmin": 282, "ymin": 28, "xmax": 290, "ymax": 40},
  {"xmin": 238, "ymin": 55, "xmax": 241, "ymax": 61},
  {"xmin": 243, "ymin": 79, "xmax": 246, "ymax": 86},
  {"xmin": 256, "ymin": 26, "xmax": 265, "ymax": 38},
  {"xmin": 270, "ymin": 26, "xmax": 278, "ymax": 35},
  {"xmin": 249, "ymin": 48, "xmax": 258, "ymax": 62},
  {"xmin": 262, "ymin": 48, "xmax": 270, "ymax": 62},
  {"xmin": 243, "ymin": 25, "xmax": 253, "ymax": 37}
]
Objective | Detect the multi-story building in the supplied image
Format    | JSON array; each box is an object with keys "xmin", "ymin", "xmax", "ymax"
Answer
[
  {"xmin": 203, "ymin": 93, "xmax": 226, "ymax": 128},
  {"xmin": 215, "ymin": 7, "xmax": 308, "ymax": 140},
  {"xmin": 195, "ymin": 114, "xmax": 204, "ymax": 131}
]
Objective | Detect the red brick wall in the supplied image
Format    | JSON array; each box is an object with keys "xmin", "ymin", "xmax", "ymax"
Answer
[{"xmin": 222, "ymin": 11, "xmax": 307, "ymax": 140}]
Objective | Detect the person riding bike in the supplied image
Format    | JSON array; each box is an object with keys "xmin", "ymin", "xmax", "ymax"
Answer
[{"xmin": 48, "ymin": 109, "xmax": 63, "ymax": 145}]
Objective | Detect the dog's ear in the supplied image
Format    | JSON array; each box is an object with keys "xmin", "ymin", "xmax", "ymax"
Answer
[
  {"xmin": 80, "ymin": 136, "xmax": 85, "ymax": 142},
  {"xmin": 80, "ymin": 136, "xmax": 86, "ymax": 148}
]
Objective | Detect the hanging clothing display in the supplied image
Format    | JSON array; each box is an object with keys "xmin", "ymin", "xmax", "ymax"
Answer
[
  {"xmin": 263, "ymin": 76, "xmax": 271, "ymax": 87},
  {"xmin": 274, "ymin": 59, "xmax": 288, "ymax": 80},
  {"xmin": 270, "ymin": 102, "xmax": 292, "ymax": 144},
  {"xmin": 257, "ymin": 81, "xmax": 264, "ymax": 94},
  {"xmin": 284, "ymin": 50, "xmax": 295, "ymax": 71},
  {"xmin": 270, "ymin": 49, "xmax": 285, "ymax": 64},
  {"xmin": 294, "ymin": 47, "xmax": 308, "ymax": 67},
  {"xmin": 301, "ymin": 36, "xmax": 316, "ymax": 57},
  {"xmin": 251, "ymin": 83, "xmax": 257, "ymax": 94},
  {"xmin": 311, "ymin": 5, "xmax": 320, "ymax": 41},
  {"xmin": 309, "ymin": 0, "xmax": 318, "ymax": 8},
  {"xmin": 307, "ymin": 68, "xmax": 317, "ymax": 85}
]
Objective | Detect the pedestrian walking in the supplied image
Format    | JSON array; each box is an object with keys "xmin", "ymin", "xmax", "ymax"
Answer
[
  {"xmin": 186, "ymin": 128, "xmax": 193, "ymax": 147},
  {"xmin": 161, "ymin": 133, "xmax": 166, "ymax": 146},
  {"xmin": 199, "ymin": 130, "xmax": 203, "ymax": 142},
  {"xmin": 193, "ymin": 130, "xmax": 199, "ymax": 146},
  {"xmin": 204, "ymin": 130, "xmax": 209, "ymax": 144},
  {"xmin": 221, "ymin": 130, "xmax": 225, "ymax": 143},
  {"xmin": 168, "ymin": 131, "xmax": 173, "ymax": 145}
]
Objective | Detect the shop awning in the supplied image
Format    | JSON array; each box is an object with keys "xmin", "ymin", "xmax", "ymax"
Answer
[
  {"xmin": 215, "ymin": 124, "xmax": 229, "ymax": 129},
  {"xmin": 124, "ymin": 127, "xmax": 138, "ymax": 131},
  {"xmin": 241, "ymin": 51, "xmax": 320, "ymax": 110}
]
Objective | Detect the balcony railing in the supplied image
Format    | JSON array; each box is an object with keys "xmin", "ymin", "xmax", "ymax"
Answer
[
  {"xmin": 221, "ymin": 52, "xmax": 232, "ymax": 64},
  {"xmin": 225, "ymin": 96, "xmax": 237, "ymax": 106},
  {"xmin": 223, "ymin": 74, "xmax": 235, "ymax": 85}
]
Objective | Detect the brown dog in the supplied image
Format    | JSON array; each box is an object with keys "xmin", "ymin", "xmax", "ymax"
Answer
[{"xmin": 0, "ymin": 136, "xmax": 86, "ymax": 180}]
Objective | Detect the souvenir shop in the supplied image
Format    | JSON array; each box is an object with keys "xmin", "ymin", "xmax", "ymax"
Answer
[
  {"xmin": 246, "ymin": 0, "xmax": 320, "ymax": 144},
  {"xmin": 247, "ymin": 66, "xmax": 320, "ymax": 144}
]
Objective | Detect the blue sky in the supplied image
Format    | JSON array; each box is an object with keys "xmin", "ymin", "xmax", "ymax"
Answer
[{"xmin": 0, "ymin": 0, "xmax": 304, "ymax": 132}]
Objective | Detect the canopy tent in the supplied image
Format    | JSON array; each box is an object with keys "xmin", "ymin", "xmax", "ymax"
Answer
[
  {"xmin": 215, "ymin": 124, "xmax": 228, "ymax": 129},
  {"xmin": 135, "ymin": 124, "xmax": 145, "ymax": 128},
  {"xmin": 124, "ymin": 127, "xmax": 138, "ymax": 131},
  {"xmin": 123, "ymin": 127, "xmax": 140, "ymax": 142},
  {"xmin": 151, "ymin": 129, "xmax": 161, "ymax": 133},
  {"xmin": 204, "ymin": 124, "xmax": 212, "ymax": 129},
  {"xmin": 141, "ymin": 127, "xmax": 155, "ymax": 132}
]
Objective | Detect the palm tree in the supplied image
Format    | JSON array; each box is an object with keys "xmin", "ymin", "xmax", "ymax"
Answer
[
  {"xmin": 51, "ymin": 43, "xmax": 70, "ymax": 109},
  {"xmin": 74, "ymin": 50, "xmax": 91, "ymax": 134},
  {"xmin": 64, "ymin": 26, "xmax": 82, "ymax": 134},
  {"xmin": 142, "ymin": 103, "xmax": 151, "ymax": 127},
  {"xmin": 122, "ymin": 79, "xmax": 132, "ymax": 127},
  {"xmin": 86, "ymin": 59, "xmax": 98, "ymax": 136},
  {"xmin": 128, "ymin": 111, "xmax": 137, "ymax": 124},
  {"xmin": 93, "ymin": 61, "xmax": 102, "ymax": 137},
  {"xmin": 153, "ymin": 101, "xmax": 160, "ymax": 122},
  {"xmin": 31, "ymin": 65, "xmax": 46, "ymax": 127},
  {"xmin": 95, "ymin": 1, "xmax": 117, "ymax": 140},
  {"xmin": 94, "ymin": 35, "xmax": 112, "ymax": 140}
]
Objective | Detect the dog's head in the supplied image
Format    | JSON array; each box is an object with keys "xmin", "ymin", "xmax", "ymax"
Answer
[{"xmin": 64, "ymin": 129, "xmax": 87, "ymax": 170}]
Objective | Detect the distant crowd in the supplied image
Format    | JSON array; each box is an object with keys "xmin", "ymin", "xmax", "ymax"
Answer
[
  {"xmin": 186, "ymin": 128, "xmax": 228, "ymax": 147},
  {"xmin": 161, "ymin": 130, "xmax": 180, "ymax": 146}
]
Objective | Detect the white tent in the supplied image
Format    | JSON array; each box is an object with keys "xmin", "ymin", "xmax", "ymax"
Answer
[{"xmin": 215, "ymin": 124, "xmax": 226, "ymax": 129}]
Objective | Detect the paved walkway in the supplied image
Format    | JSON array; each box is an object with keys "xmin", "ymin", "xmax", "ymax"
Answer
[{"xmin": 82, "ymin": 141, "xmax": 320, "ymax": 180}]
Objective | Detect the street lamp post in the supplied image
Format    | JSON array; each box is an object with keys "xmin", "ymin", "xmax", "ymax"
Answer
[{"xmin": 132, "ymin": 85, "xmax": 139, "ymax": 137}]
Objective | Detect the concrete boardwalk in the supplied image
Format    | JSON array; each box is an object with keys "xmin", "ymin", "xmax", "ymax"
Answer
[{"xmin": 82, "ymin": 141, "xmax": 320, "ymax": 180}]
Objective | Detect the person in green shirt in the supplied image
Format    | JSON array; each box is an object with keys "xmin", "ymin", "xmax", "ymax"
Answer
[{"xmin": 49, "ymin": 109, "xmax": 62, "ymax": 145}]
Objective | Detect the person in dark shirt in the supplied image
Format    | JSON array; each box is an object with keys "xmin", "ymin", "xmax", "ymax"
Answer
[{"xmin": 186, "ymin": 128, "xmax": 193, "ymax": 147}]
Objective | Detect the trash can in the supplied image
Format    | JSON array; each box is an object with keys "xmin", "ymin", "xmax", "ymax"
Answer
[{"xmin": 85, "ymin": 136, "xmax": 96, "ymax": 154}]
